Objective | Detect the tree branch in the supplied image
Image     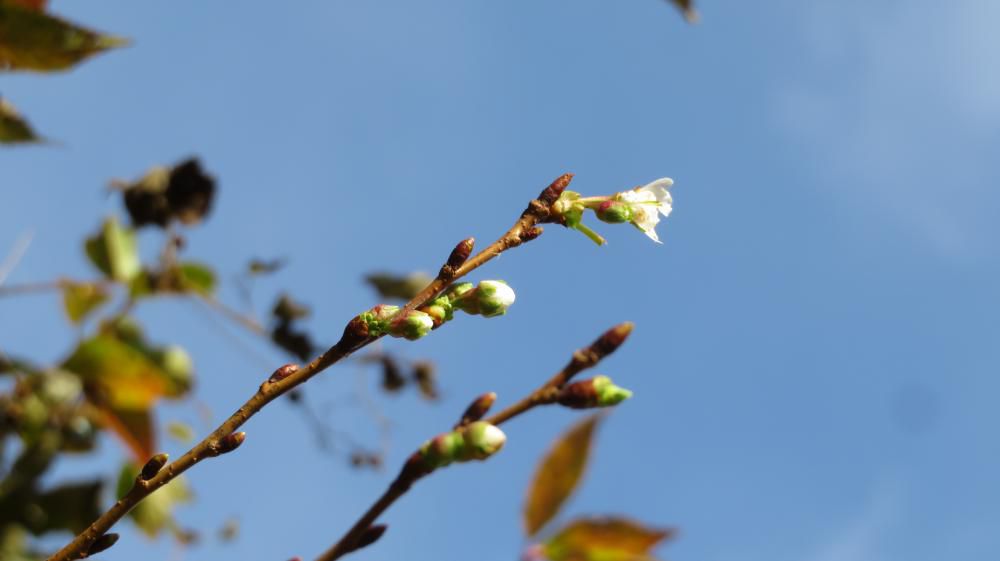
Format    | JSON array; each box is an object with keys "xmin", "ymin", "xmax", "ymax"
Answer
[
  {"xmin": 315, "ymin": 320, "xmax": 633, "ymax": 561},
  {"xmin": 48, "ymin": 173, "xmax": 573, "ymax": 561}
]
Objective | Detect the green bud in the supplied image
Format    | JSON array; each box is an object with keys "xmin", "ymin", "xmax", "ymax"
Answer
[
  {"xmin": 460, "ymin": 421, "xmax": 506, "ymax": 460},
  {"xmin": 475, "ymin": 280, "xmax": 516, "ymax": 318},
  {"xmin": 595, "ymin": 200, "xmax": 633, "ymax": 224},
  {"xmin": 421, "ymin": 295, "xmax": 454, "ymax": 326},
  {"xmin": 419, "ymin": 430, "xmax": 466, "ymax": 469},
  {"xmin": 592, "ymin": 375, "xmax": 633, "ymax": 406},
  {"xmin": 358, "ymin": 305, "xmax": 400, "ymax": 337},
  {"xmin": 388, "ymin": 310, "xmax": 434, "ymax": 340}
]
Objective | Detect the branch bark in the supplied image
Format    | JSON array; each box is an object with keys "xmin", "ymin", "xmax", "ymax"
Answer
[
  {"xmin": 47, "ymin": 173, "xmax": 573, "ymax": 561},
  {"xmin": 316, "ymin": 320, "xmax": 633, "ymax": 561}
]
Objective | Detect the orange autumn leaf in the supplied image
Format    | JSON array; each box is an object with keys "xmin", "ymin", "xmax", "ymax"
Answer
[{"xmin": 523, "ymin": 414, "xmax": 603, "ymax": 536}]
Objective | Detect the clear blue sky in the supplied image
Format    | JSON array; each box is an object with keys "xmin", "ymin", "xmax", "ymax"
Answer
[{"xmin": 3, "ymin": 0, "xmax": 999, "ymax": 560}]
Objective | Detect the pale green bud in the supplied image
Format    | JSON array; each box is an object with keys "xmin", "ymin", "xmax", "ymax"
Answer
[
  {"xmin": 358, "ymin": 305, "xmax": 400, "ymax": 337},
  {"xmin": 460, "ymin": 421, "xmax": 506, "ymax": 460},
  {"xmin": 417, "ymin": 421, "xmax": 507, "ymax": 470},
  {"xmin": 475, "ymin": 280, "xmax": 516, "ymax": 317},
  {"xmin": 388, "ymin": 310, "xmax": 434, "ymax": 340},
  {"xmin": 593, "ymin": 375, "xmax": 633, "ymax": 406},
  {"xmin": 421, "ymin": 295, "xmax": 454, "ymax": 326}
]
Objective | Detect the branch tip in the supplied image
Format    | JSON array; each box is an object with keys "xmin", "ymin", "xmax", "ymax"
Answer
[
  {"xmin": 456, "ymin": 392, "xmax": 497, "ymax": 428},
  {"xmin": 538, "ymin": 173, "xmax": 575, "ymax": 205}
]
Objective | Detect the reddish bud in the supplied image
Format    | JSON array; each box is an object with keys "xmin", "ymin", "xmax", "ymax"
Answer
[
  {"xmin": 592, "ymin": 321, "xmax": 634, "ymax": 359},
  {"xmin": 85, "ymin": 533, "xmax": 119, "ymax": 557},
  {"xmin": 269, "ymin": 363, "xmax": 300, "ymax": 383},
  {"xmin": 538, "ymin": 173, "xmax": 575, "ymax": 204},
  {"xmin": 217, "ymin": 431, "xmax": 246, "ymax": 454},
  {"xmin": 140, "ymin": 453, "xmax": 169, "ymax": 481},
  {"xmin": 447, "ymin": 238, "xmax": 475, "ymax": 269},
  {"xmin": 456, "ymin": 392, "xmax": 497, "ymax": 427}
]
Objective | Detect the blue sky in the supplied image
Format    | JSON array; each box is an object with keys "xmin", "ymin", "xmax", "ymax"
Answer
[{"xmin": 2, "ymin": 0, "xmax": 999, "ymax": 560}]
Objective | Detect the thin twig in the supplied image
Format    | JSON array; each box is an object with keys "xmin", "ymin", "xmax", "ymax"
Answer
[
  {"xmin": 316, "ymin": 320, "xmax": 633, "ymax": 561},
  {"xmin": 0, "ymin": 230, "xmax": 34, "ymax": 288},
  {"xmin": 48, "ymin": 173, "xmax": 573, "ymax": 561}
]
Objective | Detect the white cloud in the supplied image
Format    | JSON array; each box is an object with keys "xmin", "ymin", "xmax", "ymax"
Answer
[{"xmin": 775, "ymin": 0, "xmax": 1000, "ymax": 258}]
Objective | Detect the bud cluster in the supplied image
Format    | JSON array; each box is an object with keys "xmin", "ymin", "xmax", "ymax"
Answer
[
  {"xmin": 356, "ymin": 280, "xmax": 516, "ymax": 342},
  {"xmin": 418, "ymin": 421, "xmax": 507, "ymax": 470}
]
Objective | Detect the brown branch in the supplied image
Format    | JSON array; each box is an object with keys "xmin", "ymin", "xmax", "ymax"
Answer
[
  {"xmin": 315, "ymin": 320, "xmax": 633, "ymax": 561},
  {"xmin": 47, "ymin": 173, "xmax": 573, "ymax": 561}
]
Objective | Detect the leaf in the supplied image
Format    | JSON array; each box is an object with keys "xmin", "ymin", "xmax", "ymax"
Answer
[
  {"xmin": 62, "ymin": 323, "xmax": 194, "ymax": 460},
  {"xmin": 272, "ymin": 293, "xmax": 310, "ymax": 322},
  {"xmin": 524, "ymin": 414, "xmax": 603, "ymax": 536},
  {"xmin": 61, "ymin": 281, "xmax": 109, "ymax": 324},
  {"xmin": 365, "ymin": 272, "xmax": 433, "ymax": 300},
  {"xmin": 30, "ymin": 480, "xmax": 103, "ymax": 535},
  {"xmin": 247, "ymin": 258, "xmax": 285, "ymax": 275},
  {"xmin": 84, "ymin": 217, "xmax": 141, "ymax": 283},
  {"xmin": 667, "ymin": 0, "xmax": 699, "ymax": 23},
  {"xmin": 0, "ymin": 3, "xmax": 128, "ymax": 72},
  {"xmin": 117, "ymin": 463, "xmax": 192, "ymax": 538},
  {"xmin": 118, "ymin": 158, "xmax": 216, "ymax": 228},
  {"xmin": 166, "ymin": 420, "xmax": 194, "ymax": 443},
  {"xmin": 0, "ymin": 96, "xmax": 42, "ymax": 143},
  {"xmin": 176, "ymin": 261, "xmax": 216, "ymax": 294},
  {"xmin": 543, "ymin": 517, "xmax": 676, "ymax": 561}
]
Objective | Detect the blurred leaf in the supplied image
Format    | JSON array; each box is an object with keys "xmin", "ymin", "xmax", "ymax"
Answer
[
  {"xmin": 0, "ymin": 3, "xmax": 128, "ymax": 72},
  {"xmin": 62, "ymin": 323, "xmax": 193, "ymax": 460},
  {"xmin": 272, "ymin": 293, "xmax": 310, "ymax": 322},
  {"xmin": 117, "ymin": 463, "xmax": 192, "ymax": 538},
  {"xmin": 271, "ymin": 321, "xmax": 315, "ymax": 362},
  {"xmin": 30, "ymin": 480, "xmax": 103, "ymax": 535},
  {"xmin": 524, "ymin": 414, "xmax": 603, "ymax": 536},
  {"xmin": 667, "ymin": 0, "xmax": 698, "ymax": 22},
  {"xmin": 118, "ymin": 158, "xmax": 216, "ymax": 228},
  {"xmin": 61, "ymin": 281, "xmax": 109, "ymax": 324},
  {"xmin": 84, "ymin": 217, "xmax": 141, "ymax": 282},
  {"xmin": 166, "ymin": 420, "xmax": 194, "ymax": 444},
  {"xmin": 543, "ymin": 517, "xmax": 675, "ymax": 561},
  {"xmin": 3, "ymin": 0, "xmax": 48, "ymax": 11},
  {"xmin": 218, "ymin": 517, "xmax": 239, "ymax": 542},
  {"xmin": 412, "ymin": 360, "xmax": 438, "ymax": 400},
  {"xmin": 365, "ymin": 272, "xmax": 432, "ymax": 300},
  {"xmin": 247, "ymin": 258, "xmax": 285, "ymax": 276},
  {"xmin": 176, "ymin": 261, "xmax": 216, "ymax": 294},
  {"xmin": 0, "ymin": 96, "xmax": 42, "ymax": 143}
]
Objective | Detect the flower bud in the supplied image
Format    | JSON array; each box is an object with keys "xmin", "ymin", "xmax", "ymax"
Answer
[
  {"xmin": 420, "ymin": 295, "xmax": 454, "ymax": 326},
  {"xmin": 595, "ymin": 200, "xmax": 633, "ymax": 223},
  {"xmin": 140, "ymin": 452, "xmax": 169, "ymax": 481},
  {"xmin": 446, "ymin": 238, "xmax": 475, "ymax": 269},
  {"xmin": 475, "ymin": 280, "xmax": 516, "ymax": 318},
  {"xmin": 358, "ymin": 305, "xmax": 400, "ymax": 337},
  {"xmin": 558, "ymin": 375, "xmax": 632, "ymax": 409},
  {"xmin": 86, "ymin": 533, "xmax": 119, "ymax": 557},
  {"xmin": 461, "ymin": 421, "xmax": 506, "ymax": 460},
  {"xmin": 387, "ymin": 310, "xmax": 434, "ymax": 340},
  {"xmin": 452, "ymin": 280, "xmax": 516, "ymax": 318},
  {"xmin": 418, "ymin": 421, "xmax": 507, "ymax": 469}
]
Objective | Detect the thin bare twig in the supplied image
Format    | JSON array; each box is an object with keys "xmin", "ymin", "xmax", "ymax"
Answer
[
  {"xmin": 48, "ymin": 173, "xmax": 573, "ymax": 561},
  {"xmin": 0, "ymin": 230, "xmax": 34, "ymax": 288},
  {"xmin": 315, "ymin": 321, "xmax": 634, "ymax": 561}
]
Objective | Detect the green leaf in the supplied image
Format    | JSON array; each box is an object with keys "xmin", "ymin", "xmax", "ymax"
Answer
[
  {"xmin": 84, "ymin": 217, "xmax": 141, "ymax": 283},
  {"xmin": 61, "ymin": 281, "xmax": 109, "ymax": 324},
  {"xmin": 166, "ymin": 421, "xmax": 194, "ymax": 444},
  {"xmin": 117, "ymin": 463, "xmax": 192, "ymax": 538},
  {"xmin": 0, "ymin": 97, "xmax": 42, "ymax": 143},
  {"xmin": 543, "ymin": 517, "xmax": 675, "ymax": 561},
  {"xmin": 524, "ymin": 414, "xmax": 603, "ymax": 536},
  {"xmin": 365, "ymin": 272, "xmax": 433, "ymax": 300},
  {"xmin": 30, "ymin": 480, "xmax": 103, "ymax": 535},
  {"xmin": 0, "ymin": 3, "xmax": 128, "ymax": 73},
  {"xmin": 176, "ymin": 261, "xmax": 216, "ymax": 294}
]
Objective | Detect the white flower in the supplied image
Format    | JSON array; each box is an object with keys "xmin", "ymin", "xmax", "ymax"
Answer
[{"xmin": 616, "ymin": 177, "xmax": 673, "ymax": 243}]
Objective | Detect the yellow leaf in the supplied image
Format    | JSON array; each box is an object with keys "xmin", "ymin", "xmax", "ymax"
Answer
[
  {"xmin": 61, "ymin": 280, "xmax": 109, "ymax": 324},
  {"xmin": 0, "ymin": 3, "xmax": 128, "ymax": 73},
  {"xmin": 543, "ymin": 517, "xmax": 676, "ymax": 561},
  {"xmin": 524, "ymin": 414, "xmax": 603, "ymax": 536}
]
